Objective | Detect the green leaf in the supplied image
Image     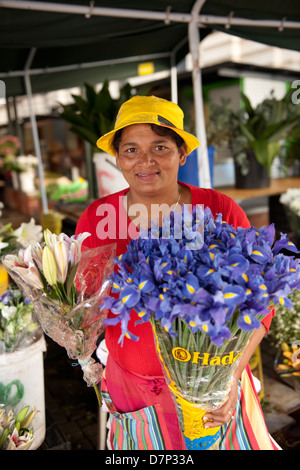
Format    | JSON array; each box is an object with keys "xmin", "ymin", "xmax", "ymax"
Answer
[
  {"xmin": 0, "ymin": 428, "xmax": 9, "ymax": 449},
  {"xmin": 241, "ymin": 92, "xmax": 254, "ymax": 115},
  {"xmin": 65, "ymin": 263, "xmax": 79, "ymax": 303}
]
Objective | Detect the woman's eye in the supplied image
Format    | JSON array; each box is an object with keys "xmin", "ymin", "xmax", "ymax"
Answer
[{"xmin": 154, "ymin": 145, "xmax": 166, "ymax": 152}]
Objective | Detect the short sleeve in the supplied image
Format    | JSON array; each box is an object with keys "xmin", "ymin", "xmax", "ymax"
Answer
[{"xmin": 261, "ymin": 307, "xmax": 276, "ymax": 333}]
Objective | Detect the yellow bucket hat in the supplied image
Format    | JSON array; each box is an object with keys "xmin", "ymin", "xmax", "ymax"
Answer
[{"xmin": 96, "ymin": 95, "xmax": 200, "ymax": 156}]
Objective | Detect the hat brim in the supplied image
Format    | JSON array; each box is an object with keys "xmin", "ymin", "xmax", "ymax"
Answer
[{"xmin": 96, "ymin": 121, "xmax": 200, "ymax": 157}]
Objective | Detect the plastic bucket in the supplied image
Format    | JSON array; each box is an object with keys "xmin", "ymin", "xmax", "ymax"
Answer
[
  {"xmin": 93, "ymin": 152, "xmax": 128, "ymax": 197},
  {"xmin": 0, "ymin": 332, "xmax": 47, "ymax": 449}
]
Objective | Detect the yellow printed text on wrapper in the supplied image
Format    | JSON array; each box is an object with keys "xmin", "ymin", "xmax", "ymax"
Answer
[{"xmin": 169, "ymin": 385, "xmax": 221, "ymax": 450}]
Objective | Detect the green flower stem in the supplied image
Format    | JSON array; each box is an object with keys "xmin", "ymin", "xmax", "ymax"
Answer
[
  {"xmin": 93, "ymin": 383, "xmax": 102, "ymax": 408},
  {"xmin": 152, "ymin": 314, "xmax": 266, "ymax": 410}
]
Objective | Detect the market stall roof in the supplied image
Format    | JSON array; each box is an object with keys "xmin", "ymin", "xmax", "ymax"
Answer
[
  {"xmin": 1, "ymin": 0, "xmax": 300, "ymax": 212},
  {"xmin": 0, "ymin": 0, "xmax": 300, "ymax": 97}
]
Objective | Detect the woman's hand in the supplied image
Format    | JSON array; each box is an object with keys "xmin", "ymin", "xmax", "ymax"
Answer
[
  {"xmin": 202, "ymin": 378, "xmax": 239, "ymax": 428},
  {"xmin": 202, "ymin": 323, "xmax": 267, "ymax": 429}
]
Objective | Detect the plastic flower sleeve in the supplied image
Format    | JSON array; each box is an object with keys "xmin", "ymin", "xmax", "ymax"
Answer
[
  {"xmin": 151, "ymin": 317, "xmax": 254, "ymax": 450},
  {"xmin": 3, "ymin": 243, "xmax": 116, "ymax": 388}
]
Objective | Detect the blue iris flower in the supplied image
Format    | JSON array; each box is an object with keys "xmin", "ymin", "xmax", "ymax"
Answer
[{"xmin": 102, "ymin": 205, "xmax": 300, "ymax": 346}]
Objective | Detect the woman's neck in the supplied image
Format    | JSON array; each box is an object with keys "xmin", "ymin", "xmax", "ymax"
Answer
[{"xmin": 125, "ymin": 184, "xmax": 182, "ymax": 229}]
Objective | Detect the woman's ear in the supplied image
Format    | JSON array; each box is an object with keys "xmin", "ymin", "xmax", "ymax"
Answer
[
  {"xmin": 179, "ymin": 143, "xmax": 188, "ymax": 166},
  {"xmin": 115, "ymin": 153, "xmax": 121, "ymax": 168}
]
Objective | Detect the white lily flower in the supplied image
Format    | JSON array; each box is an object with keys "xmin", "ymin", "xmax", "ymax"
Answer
[
  {"xmin": 6, "ymin": 428, "xmax": 34, "ymax": 450},
  {"xmin": 10, "ymin": 264, "xmax": 44, "ymax": 290},
  {"xmin": 0, "ymin": 240, "xmax": 8, "ymax": 252},
  {"xmin": 2, "ymin": 252, "xmax": 27, "ymax": 270},
  {"xmin": 68, "ymin": 232, "xmax": 91, "ymax": 266},
  {"xmin": 13, "ymin": 218, "xmax": 43, "ymax": 248},
  {"xmin": 1, "ymin": 305, "xmax": 17, "ymax": 320},
  {"xmin": 31, "ymin": 243, "xmax": 43, "ymax": 270}
]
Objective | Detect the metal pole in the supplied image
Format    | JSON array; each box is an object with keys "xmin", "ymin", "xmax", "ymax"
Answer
[
  {"xmin": 24, "ymin": 48, "xmax": 48, "ymax": 213},
  {"xmin": 170, "ymin": 52, "xmax": 178, "ymax": 104},
  {"xmin": 188, "ymin": 0, "xmax": 211, "ymax": 188}
]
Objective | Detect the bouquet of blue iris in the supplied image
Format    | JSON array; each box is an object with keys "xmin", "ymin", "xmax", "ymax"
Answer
[{"xmin": 101, "ymin": 206, "xmax": 300, "ymax": 450}]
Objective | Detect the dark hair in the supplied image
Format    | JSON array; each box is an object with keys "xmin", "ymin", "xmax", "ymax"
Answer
[{"xmin": 112, "ymin": 123, "xmax": 185, "ymax": 153}]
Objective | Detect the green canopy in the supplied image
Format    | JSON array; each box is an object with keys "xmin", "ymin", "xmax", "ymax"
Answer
[
  {"xmin": 1, "ymin": 0, "xmax": 300, "ymax": 210},
  {"xmin": 1, "ymin": 0, "xmax": 300, "ymax": 97}
]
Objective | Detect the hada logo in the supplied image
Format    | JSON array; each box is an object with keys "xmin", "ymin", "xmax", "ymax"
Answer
[{"xmin": 172, "ymin": 347, "xmax": 242, "ymax": 366}]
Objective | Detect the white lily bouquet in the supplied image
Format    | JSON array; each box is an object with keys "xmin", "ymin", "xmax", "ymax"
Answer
[
  {"xmin": 0, "ymin": 405, "xmax": 37, "ymax": 450},
  {"xmin": 101, "ymin": 206, "xmax": 300, "ymax": 450},
  {"xmin": 2, "ymin": 230, "xmax": 115, "ymax": 403}
]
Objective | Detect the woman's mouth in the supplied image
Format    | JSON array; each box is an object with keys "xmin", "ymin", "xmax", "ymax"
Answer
[{"xmin": 135, "ymin": 172, "xmax": 159, "ymax": 180}]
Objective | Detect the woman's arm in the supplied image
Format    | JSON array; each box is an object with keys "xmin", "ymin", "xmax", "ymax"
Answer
[{"xmin": 203, "ymin": 323, "xmax": 266, "ymax": 428}]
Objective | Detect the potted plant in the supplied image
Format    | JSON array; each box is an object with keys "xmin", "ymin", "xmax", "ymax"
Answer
[
  {"xmin": 231, "ymin": 89, "xmax": 300, "ymax": 189},
  {"xmin": 0, "ymin": 135, "xmax": 21, "ymax": 190},
  {"xmin": 279, "ymin": 187, "xmax": 300, "ymax": 246},
  {"xmin": 60, "ymin": 81, "xmax": 133, "ymax": 199},
  {"xmin": 206, "ymin": 98, "xmax": 234, "ymax": 185},
  {"xmin": 268, "ymin": 289, "xmax": 300, "ymax": 392}
]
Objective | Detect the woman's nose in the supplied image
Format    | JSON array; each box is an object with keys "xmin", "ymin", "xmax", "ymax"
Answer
[{"xmin": 139, "ymin": 151, "xmax": 155, "ymax": 166}]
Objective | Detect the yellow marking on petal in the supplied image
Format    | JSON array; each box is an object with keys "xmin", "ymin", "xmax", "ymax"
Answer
[
  {"xmin": 209, "ymin": 244, "xmax": 217, "ymax": 249},
  {"xmin": 252, "ymin": 250, "xmax": 263, "ymax": 256},
  {"xmin": 207, "ymin": 268, "xmax": 215, "ymax": 274},
  {"xmin": 189, "ymin": 321, "xmax": 196, "ymax": 327},
  {"xmin": 202, "ymin": 324, "xmax": 208, "ymax": 333},
  {"xmin": 246, "ymin": 288, "xmax": 251, "ymax": 295},
  {"xmin": 230, "ymin": 233, "xmax": 235, "ymax": 238},
  {"xmin": 242, "ymin": 273, "xmax": 248, "ymax": 282},
  {"xmin": 139, "ymin": 281, "xmax": 147, "ymax": 290},
  {"xmin": 167, "ymin": 270, "xmax": 173, "ymax": 274},
  {"xmin": 279, "ymin": 297, "xmax": 284, "ymax": 305},
  {"xmin": 138, "ymin": 311, "xmax": 146, "ymax": 317},
  {"xmin": 224, "ymin": 292, "xmax": 238, "ymax": 299},
  {"xmin": 209, "ymin": 252, "xmax": 214, "ymax": 260},
  {"xmin": 186, "ymin": 284, "xmax": 195, "ymax": 294},
  {"xmin": 245, "ymin": 315, "xmax": 252, "ymax": 324},
  {"xmin": 259, "ymin": 284, "xmax": 267, "ymax": 290},
  {"xmin": 159, "ymin": 294, "xmax": 164, "ymax": 300},
  {"xmin": 122, "ymin": 295, "xmax": 130, "ymax": 304},
  {"xmin": 113, "ymin": 282, "xmax": 120, "ymax": 289}
]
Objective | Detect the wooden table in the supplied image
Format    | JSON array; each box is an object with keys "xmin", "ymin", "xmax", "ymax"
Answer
[{"xmin": 217, "ymin": 177, "xmax": 300, "ymax": 202}]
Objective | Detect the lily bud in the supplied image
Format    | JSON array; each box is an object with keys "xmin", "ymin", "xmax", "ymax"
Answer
[
  {"xmin": 53, "ymin": 240, "xmax": 69, "ymax": 284},
  {"xmin": 42, "ymin": 246, "xmax": 57, "ymax": 286}
]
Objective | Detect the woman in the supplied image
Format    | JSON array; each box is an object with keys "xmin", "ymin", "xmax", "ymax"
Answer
[{"xmin": 76, "ymin": 95, "xmax": 277, "ymax": 450}]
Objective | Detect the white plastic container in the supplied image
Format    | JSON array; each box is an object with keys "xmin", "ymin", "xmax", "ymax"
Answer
[
  {"xmin": 0, "ymin": 332, "xmax": 47, "ymax": 449},
  {"xmin": 93, "ymin": 152, "xmax": 128, "ymax": 197},
  {"xmin": 19, "ymin": 170, "xmax": 36, "ymax": 194}
]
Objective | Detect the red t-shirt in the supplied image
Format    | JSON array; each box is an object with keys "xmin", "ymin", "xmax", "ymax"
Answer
[{"xmin": 75, "ymin": 181, "xmax": 274, "ymax": 375}]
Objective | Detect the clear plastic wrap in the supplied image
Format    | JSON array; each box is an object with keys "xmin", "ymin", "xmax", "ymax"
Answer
[
  {"xmin": 2, "ymin": 242, "xmax": 116, "ymax": 391},
  {"xmin": 151, "ymin": 317, "xmax": 254, "ymax": 450}
]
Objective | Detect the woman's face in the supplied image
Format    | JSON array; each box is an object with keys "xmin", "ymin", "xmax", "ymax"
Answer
[{"xmin": 115, "ymin": 124, "xmax": 187, "ymax": 198}]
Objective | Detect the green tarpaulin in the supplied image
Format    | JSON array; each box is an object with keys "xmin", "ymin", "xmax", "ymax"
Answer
[{"xmin": 1, "ymin": 0, "xmax": 300, "ymax": 97}]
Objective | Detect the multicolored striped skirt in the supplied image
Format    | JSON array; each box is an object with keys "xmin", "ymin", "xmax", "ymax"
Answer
[{"xmin": 101, "ymin": 356, "xmax": 279, "ymax": 450}]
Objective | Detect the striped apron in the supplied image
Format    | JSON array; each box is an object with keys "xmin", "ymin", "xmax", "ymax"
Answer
[{"xmin": 101, "ymin": 356, "xmax": 278, "ymax": 450}]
